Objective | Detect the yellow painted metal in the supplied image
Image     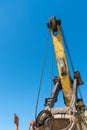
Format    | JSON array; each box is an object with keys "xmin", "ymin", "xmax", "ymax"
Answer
[{"xmin": 51, "ymin": 25, "xmax": 72, "ymax": 106}]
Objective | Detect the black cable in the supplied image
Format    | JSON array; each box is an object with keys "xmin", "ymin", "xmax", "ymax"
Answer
[
  {"xmin": 50, "ymin": 41, "xmax": 53, "ymax": 95},
  {"xmin": 35, "ymin": 32, "xmax": 49, "ymax": 120}
]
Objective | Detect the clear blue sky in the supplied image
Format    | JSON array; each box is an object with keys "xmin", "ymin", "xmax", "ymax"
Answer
[{"xmin": 0, "ymin": 0, "xmax": 87, "ymax": 130}]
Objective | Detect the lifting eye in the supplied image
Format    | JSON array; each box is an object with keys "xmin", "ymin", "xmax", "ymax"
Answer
[{"xmin": 53, "ymin": 30, "xmax": 58, "ymax": 36}]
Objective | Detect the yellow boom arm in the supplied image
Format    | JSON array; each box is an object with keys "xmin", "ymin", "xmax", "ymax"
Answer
[{"xmin": 48, "ymin": 16, "xmax": 72, "ymax": 106}]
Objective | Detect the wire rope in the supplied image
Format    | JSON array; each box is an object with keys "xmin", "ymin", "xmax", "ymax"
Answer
[
  {"xmin": 35, "ymin": 31, "xmax": 49, "ymax": 120},
  {"xmin": 49, "ymin": 39, "xmax": 54, "ymax": 95}
]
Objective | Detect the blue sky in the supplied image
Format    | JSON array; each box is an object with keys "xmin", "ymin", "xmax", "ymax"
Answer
[{"xmin": 0, "ymin": 0, "xmax": 87, "ymax": 130}]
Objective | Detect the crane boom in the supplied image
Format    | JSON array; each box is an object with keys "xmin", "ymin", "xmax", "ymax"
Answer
[
  {"xmin": 48, "ymin": 16, "xmax": 72, "ymax": 106},
  {"xmin": 29, "ymin": 16, "xmax": 87, "ymax": 130}
]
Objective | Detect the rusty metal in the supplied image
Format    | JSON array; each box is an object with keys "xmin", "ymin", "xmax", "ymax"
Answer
[
  {"xmin": 53, "ymin": 76, "xmax": 60, "ymax": 85},
  {"xmin": 14, "ymin": 114, "xmax": 19, "ymax": 130},
  {"xmin": 29, "ymin": 16, "xmax": 87, "ymax": 130},
  {"xmin": 29, "ymin": 107, "xmax": 76, "ymax": 130},
  {"xmin": 35, "ymin": 110, "xmax": 52, "ymax": 127},
  {"xmin": 74, "ymin": 70, "xmax": 83, "ymax": 85},
  {"xmin": 47, "ymin": 16, "xmax": 61, "ymax": 34}
]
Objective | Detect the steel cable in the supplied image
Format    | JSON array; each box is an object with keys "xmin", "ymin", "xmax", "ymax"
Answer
[
  {"xmin": 35, "ymin": 31, "xmax": 50, "ymax": 120},
  {"xmin": 50, "ymin": 37, "xmax": 54, "ymax": 95}
]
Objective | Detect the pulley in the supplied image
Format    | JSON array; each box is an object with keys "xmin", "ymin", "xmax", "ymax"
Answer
[
  {"xmin": 47, "ymin": 16, "xmax": 61, "ymax": 34},
  {"xmin": 35, "ymin": 110, "xmax": 52, "ymax": 127}
]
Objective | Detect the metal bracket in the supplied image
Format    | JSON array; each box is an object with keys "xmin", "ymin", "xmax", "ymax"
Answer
[{"xmin": 45, "ymin": 78, "xmax": 61, "ymax": 110}]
